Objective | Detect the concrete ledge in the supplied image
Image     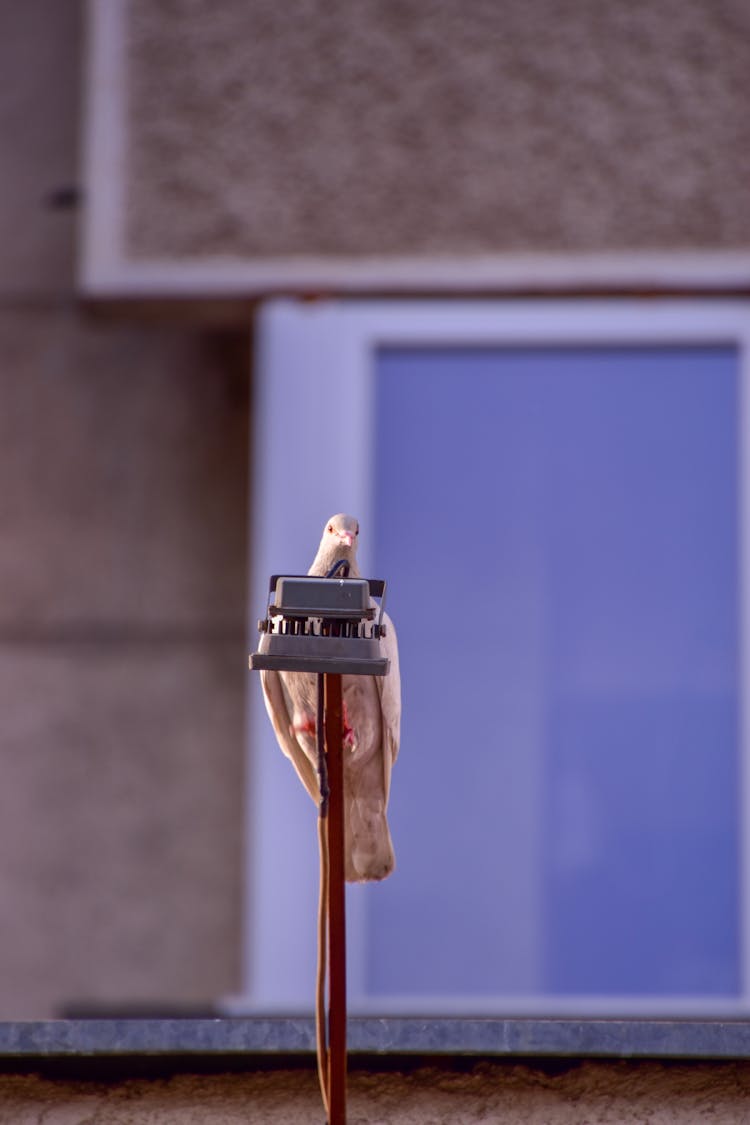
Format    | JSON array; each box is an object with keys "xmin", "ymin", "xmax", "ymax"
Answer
[{"xmin": 2, "ymin": 1019, "xmax": 750, "ymax": 1060}]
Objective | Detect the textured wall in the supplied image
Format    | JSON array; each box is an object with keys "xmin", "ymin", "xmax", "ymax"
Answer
[
  {"xmin": 0, "ymin": 1, "xmax": 249, "ymax": 1017},
  {"xmin": 126, "ymin": 0, "xmax": 750, "ymax": 259},
  {"xmin": 1, "ymin": 1059, "xmax": 750, "ymax": 1123},
  {"xmin": 0, "ymin": 314, "xmax": 250, "ymax": 1017}
]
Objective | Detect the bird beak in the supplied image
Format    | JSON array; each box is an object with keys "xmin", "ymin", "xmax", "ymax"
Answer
[{"xmin": 336, "ymin": 531, "xmax": 353, "ymax": 547}]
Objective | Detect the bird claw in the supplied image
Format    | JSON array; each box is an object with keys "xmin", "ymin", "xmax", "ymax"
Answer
[
  {"xmin": 292, "ymin": 711, "xmax": 355, "ymax": 749},
  {"xmin": 292, "ymin": 715, "xmax": 317, "ymax": 740},
  {"xmin": 342, "ymin": 703, "xmax": 356, "ymax": 750}
]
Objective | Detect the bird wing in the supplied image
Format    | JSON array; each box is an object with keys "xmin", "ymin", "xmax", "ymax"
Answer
[
  {"xmin": 374, "ymin": 610, "xmax": 401, "ymax": 803},
  {"xmin": 260, "ymin": 668, "xmax": 320, "ymax": 803}
]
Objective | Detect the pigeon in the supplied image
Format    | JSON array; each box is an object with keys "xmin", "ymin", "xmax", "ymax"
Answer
[{"xmin": 260, "ymin": 514, "xmax": 400, "ymax": 882}]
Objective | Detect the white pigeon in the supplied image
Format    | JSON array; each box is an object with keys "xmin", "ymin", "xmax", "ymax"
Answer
[{"xmin": 260, "ymin": 514, "xmax": 401, "ymax": 882}]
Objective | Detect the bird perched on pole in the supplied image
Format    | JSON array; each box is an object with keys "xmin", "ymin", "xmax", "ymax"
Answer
[{"xmin": 260, "ymin": 514, "xmax": 401, "ymax": 882}]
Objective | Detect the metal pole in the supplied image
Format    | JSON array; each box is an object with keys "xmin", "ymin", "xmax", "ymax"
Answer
[{"xmin": 324, "ymin": 672, "xmax": 347, "ymax": 1125}]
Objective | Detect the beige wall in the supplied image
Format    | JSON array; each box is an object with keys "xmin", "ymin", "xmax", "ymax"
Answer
[
  {"xmin": 125, "ymin": 0, "xmax": 750, "ymax": 261},
  {"xmin": 0, "ymin": 1, "xmax": 249, "ymax": 1017}
]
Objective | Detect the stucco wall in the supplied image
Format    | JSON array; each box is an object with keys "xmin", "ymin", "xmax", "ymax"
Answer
[
  {"xmin": 0, "ymin": 313, "xmax": 249, "ymax": 1018},
  {"xmin": 0, "ymin": 0, "xmax": 249, "ymax": 1017},
  {"xmin": 1, "ymin": 1059, "xmax": 750, "ymax": 1123},
  {"xmin": 125, "ymin": 0, "xmax": 750, "ymax": 260}
]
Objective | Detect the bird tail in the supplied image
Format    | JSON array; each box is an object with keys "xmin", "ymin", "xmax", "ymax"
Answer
[{"xmin": 344, "ymin": 797, "xmax": 395, "ymax": 883}]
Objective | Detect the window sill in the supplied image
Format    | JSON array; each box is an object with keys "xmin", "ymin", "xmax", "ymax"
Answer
[{"xmin": 1, "ymin": 1018, "xmax": 750, "ymax": 1061}]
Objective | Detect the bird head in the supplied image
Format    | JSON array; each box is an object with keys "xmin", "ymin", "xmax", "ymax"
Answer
[{"xmin": 310, "ymin": 513, "xmax": 361, "ymax": 576}]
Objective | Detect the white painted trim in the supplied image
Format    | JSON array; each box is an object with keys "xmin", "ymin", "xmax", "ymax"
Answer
[
  {"xmin": 233, "ymin": 298, "xmax": 750, "ymax": 1017},
  {"xmin": 739, "ymin": 320, "xmax": 750, "ymax": 1003},
  {"xmin": 81, "ymin": 249, "xmax": 750, "ymax": 299},
  {"xmin": 80, "ymin": 8, "xmax": 750, "ymax": 296},
  {"xmin": 80, "ymin": 0, "xmax": 128, "ymax": 291}
]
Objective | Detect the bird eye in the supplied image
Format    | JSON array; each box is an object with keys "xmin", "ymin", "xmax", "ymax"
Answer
[
  {"xmin": 356, "ymin": 524, "xmax": 359, "ymax": 535},
  {"xmin": 327, "ymin": 524, "xmax": 333, "ymax": 533}
]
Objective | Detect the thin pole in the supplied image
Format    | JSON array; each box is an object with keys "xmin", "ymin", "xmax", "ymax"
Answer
[
  {"xmin": 324, "ymin": 672, "xmax": 347, "ymax": 1125},
  {"xmin": 315, "ymin": 674, "xmax": 330, "ymax": 1120}
]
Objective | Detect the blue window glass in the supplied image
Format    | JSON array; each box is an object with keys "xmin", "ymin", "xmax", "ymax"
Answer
[{"xmin": 369, "ymin": 345, "xmax": 740, "ymax": 1003}]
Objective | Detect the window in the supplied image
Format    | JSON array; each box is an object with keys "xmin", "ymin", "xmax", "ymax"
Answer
[{"xmin": 243, "ymin": 300, "xmax": 750, "ymax": 1015}]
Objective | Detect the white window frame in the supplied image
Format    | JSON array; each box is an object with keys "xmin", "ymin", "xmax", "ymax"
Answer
[{"xmin": 238, "ymin": 298, "xmax": 750, "ymax": 1016}]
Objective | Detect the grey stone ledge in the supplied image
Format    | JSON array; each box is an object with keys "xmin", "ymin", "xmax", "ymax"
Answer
[{"xmin": 2, "ymin": 1019, "xmax": 750, "ymax": 1060}]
